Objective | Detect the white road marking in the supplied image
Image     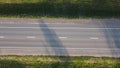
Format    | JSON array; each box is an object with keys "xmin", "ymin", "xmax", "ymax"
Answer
[
  {"xmin": 0, "ymin": 36, "xmax": 4, "ymax": 38},
  {"xmin": 0, "ymin": 27, "xmax": 120, "ymax": 29},
  {"xmin": 90, "ymin": 37, "xmax": 99, "ymax": 40},
  {"xmin": 59, "ymin": 37, "xmax": 67, "ymax": 39},
  {"xmin": 0, "ymin": 47, "xmax": 119, "ymax": 50},
  {"xmin": 26, "ymin": 36, "xmax": 36, "ymax": 39},
  {"xmin": 0, "ymin": 22, "xmax": 75, "ymax": 24},
  {"xmin": 28, "ymin": 23, "xmax": 39, "ymax": 24}
]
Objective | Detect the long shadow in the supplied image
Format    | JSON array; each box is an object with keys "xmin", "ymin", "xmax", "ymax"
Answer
[
  {"xmin": 39, "ymin": 19, "xmax": 69, "ymax": 56},
  {"xmin": 101, "ymin": 20, "xmax": 120, "ymax": 57},
  {"xmin": 39, "ymin": 19, "xmax": 71, "ymax": 67}
]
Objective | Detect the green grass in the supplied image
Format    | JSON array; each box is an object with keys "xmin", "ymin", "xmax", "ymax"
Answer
[
  {"xmin": 0, "ymin": 0, "xmax": 120, "ymax": 18},
  {"xmin": 0, "ymin": 0, "xmax": 42, "ymax": 3},
  {"xmin": 0, "ymin": 56, "xmax": 120, "ymax": 68}
]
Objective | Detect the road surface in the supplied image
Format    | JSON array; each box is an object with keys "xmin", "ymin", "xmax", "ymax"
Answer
[{"xmin": 0, "ymin": 18, "xmax": 120, "ymax": 57}]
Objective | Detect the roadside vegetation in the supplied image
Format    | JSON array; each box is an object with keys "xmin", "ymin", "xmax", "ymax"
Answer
[
  {"xmin": 0, "ymin": 56, "xmax": 120, "ymax": 68},
  {"xmin": 0, "ymin": 0, "xmax": 120, "ymax": 18}
]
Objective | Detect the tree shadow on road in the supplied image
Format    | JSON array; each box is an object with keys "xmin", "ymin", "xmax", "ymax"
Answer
[
  {"xmin": 39, "ymin": 19, "xmax": 71, "ymax": 68},
  {"xmin": 100, "ymin": 19, "xmax": 120, "ymax": 57}
]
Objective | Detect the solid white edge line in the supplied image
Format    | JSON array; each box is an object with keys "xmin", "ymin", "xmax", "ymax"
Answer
[
  {"xmin": 0, "ymin": 47, "xmax": 120, "ymax": 50},
  {"xmin": 0, "ymin": 27, "xmax": 120, "ymax": 29},
  {"xmin": 0, "ymin": 22, "xmax": 37, "ymax": 24}
]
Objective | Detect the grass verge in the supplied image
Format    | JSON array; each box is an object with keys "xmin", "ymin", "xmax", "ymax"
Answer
[
  {"xmin": 0, "ymin": 0, "xmax": 120, "ymax": 18},
  {"xmin": 0, "ymin": 56, "xmax": 120, "ymax": 68}
]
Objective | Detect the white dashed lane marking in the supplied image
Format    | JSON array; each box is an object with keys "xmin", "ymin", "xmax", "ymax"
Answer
[
  {"xmin": 0, "ymin": 36, "xmax": 5, "ymax": 38},
  {"xmin": 26, "ymin": 36, "xmax": 36, "ymax": 39},
  {"xmin": 59, "ymin": 37, "xmax": 67, "ymax": 39},
  {"xmin": 90, "ymin": 37, "xmax": 99, "ymax": 40}
]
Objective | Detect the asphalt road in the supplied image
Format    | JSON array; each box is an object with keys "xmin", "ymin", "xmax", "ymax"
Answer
[{"xmin": 0, "ymin": 19, "xmax": 120, "ymax": 57}]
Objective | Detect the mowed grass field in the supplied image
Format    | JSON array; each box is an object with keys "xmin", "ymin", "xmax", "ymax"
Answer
[
  {"xmin": 0, "ymin": 56, "xmax": 120, "ymax": 68},
  {"xmin": 0, "ymin": 0, "xmax": 120, "ymax": 18}
]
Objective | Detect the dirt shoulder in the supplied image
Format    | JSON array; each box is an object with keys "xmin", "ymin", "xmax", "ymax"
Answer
[{"xmin": 0, "ymin": 18, "xmax": 120, "ymax": 24}]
